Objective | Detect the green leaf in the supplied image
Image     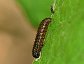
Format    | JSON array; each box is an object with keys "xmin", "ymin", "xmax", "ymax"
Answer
[
  {"xmin": 17, "ymin": 0, "xmax": 53, "ymax": 28},
  {"xmin": 33, "ymin": 0, "xmax": 84, "ymax": 64}
]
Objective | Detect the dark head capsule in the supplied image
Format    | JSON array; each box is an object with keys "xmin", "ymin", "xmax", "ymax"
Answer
[
  {"xmin": 32, "ymin": 18, "xmax": 51, "ymax": 58},
  {"xmin": 32, "ymin": 50, "xmax": 40, "ymax": 58}
]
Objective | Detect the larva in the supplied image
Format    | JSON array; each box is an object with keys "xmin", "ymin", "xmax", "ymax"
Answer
[{"xmin": 32, "ymin": 18, "xmax": 51, "ymax": 58}]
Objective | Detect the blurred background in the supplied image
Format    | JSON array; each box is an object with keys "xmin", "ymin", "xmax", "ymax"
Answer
[{"xmin": 0, "ymin": 0, "xmax": 52, "ymax": 64}]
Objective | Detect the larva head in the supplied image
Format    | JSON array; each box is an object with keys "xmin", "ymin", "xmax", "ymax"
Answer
[{"xmin": 32, "ymin": 51, "xmax": 40, "ymax": 58}]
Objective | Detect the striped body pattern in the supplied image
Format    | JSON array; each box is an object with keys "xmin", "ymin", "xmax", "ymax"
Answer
[{"xmin": 32, "ymin": 18, "xmax": 51, "ymax": 58}]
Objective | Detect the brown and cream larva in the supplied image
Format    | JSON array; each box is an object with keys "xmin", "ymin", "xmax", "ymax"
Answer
[{"xmin": 32, "ymin": 18, "xmax": 51, "ymax": 58}]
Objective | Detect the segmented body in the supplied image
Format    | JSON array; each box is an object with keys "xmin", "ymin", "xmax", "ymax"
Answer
[{"xmin": 32, "ymin": 18, "xmax": 51, "ymax": 58}]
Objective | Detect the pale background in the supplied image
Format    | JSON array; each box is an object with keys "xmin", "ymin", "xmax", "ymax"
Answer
[{"xmin": 0, "ymin": 0, "xmax": 36, "ymax": 64}]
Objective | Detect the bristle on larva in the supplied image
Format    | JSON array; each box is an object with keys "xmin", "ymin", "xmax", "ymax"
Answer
[{"xmin": 32, "ymin": 18, "xmax": 51, "ymax": 58}]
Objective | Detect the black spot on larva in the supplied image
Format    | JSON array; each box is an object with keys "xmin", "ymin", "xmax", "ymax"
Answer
[{"xmin": 32, "ymin": 18, "xmax": 51, "ymax": 58}]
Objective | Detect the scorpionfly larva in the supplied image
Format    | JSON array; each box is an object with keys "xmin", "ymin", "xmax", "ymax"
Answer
[{"xmin": 32, "ymin": 18, "xmax": 51, "ymax": 58}]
